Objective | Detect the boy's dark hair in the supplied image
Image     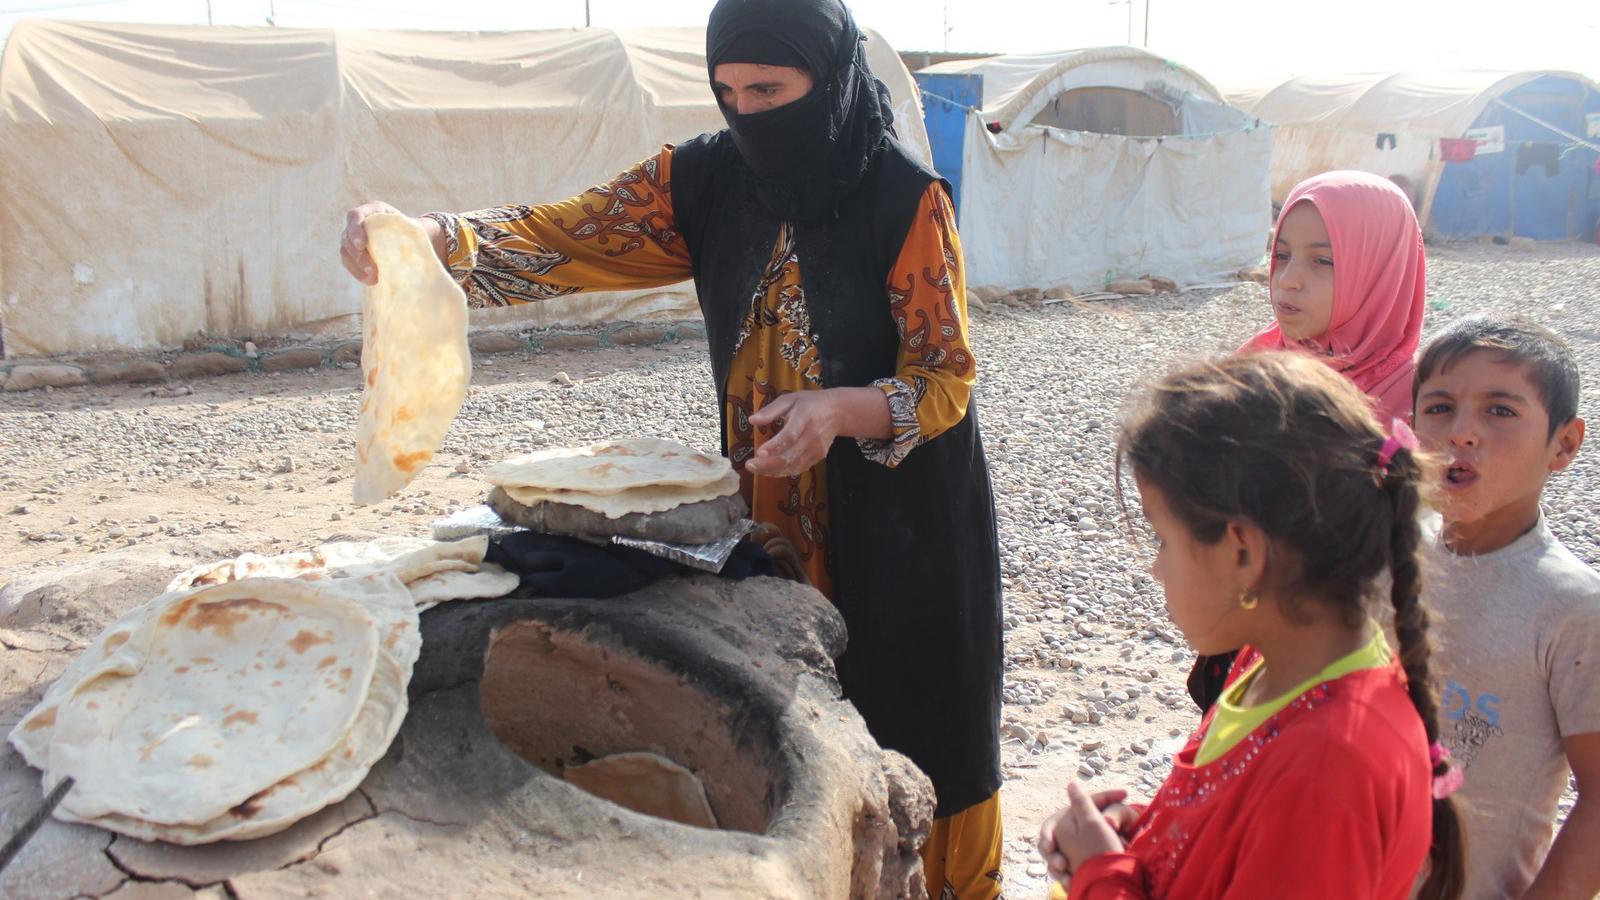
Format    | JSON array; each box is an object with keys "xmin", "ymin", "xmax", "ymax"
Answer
[
  {"xmin": 1414, "ymin": 317, "xmax": 1580, "ymax": 439},
  {"xmin": 1118, "ymin": 353, "xmax": 1464, "ymax": 900}
]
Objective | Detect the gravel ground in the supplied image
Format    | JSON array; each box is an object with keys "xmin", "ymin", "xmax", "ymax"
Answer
[{"xmin": 1, "ymin": 239, "xmax": 1596, "ymax": 897}]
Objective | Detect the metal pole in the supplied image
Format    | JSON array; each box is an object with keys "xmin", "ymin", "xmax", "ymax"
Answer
[{"xmin": 1108, "ymin": 0, "xmax": 1132, "ymax": 46}]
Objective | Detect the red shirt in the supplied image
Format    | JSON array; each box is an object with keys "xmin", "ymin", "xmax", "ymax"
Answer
[{"xmin": 1070, "ymin": 650, "xmax": 1433, "ymax": 899}]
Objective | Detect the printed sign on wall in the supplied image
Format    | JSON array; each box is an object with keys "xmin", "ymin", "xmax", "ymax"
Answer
[{"xmin": 1464, "ymin": 125, "xmax": 1505, "ymax": 154}]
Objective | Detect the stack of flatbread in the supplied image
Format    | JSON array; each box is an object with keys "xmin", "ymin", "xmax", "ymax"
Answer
[
  {"xmin": 352, "ymin": 213, "xmax": 472, "ymax": 507},
  {"xmin": 165, "ymin": 535, "xmax": 520, "ymax": 613},
  {"xmin": 6, "ymin": 537, "xmax": 519, "ymax": 845},
  {"xmin": 484, "ymin": 438, "xmax": 748, "ymax": 544}
]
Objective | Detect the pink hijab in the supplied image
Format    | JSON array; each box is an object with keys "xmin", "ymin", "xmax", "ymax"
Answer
[{"xmin": 1241, "ymin": 171, "xmax": 1426, "ymax": 420}]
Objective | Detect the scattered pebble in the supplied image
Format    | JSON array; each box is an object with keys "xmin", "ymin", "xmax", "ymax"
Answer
[{"xmin": 1, "ymin": 242, "xmax": 1591, "ymax": 873}]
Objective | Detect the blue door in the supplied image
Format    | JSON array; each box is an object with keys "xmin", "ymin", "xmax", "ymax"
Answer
[{"xmin": 913, "ymin": 72, "xmax": 983, "ymax": 215}]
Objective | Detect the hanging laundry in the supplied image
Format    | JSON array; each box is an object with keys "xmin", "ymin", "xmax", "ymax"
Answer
[
  {"xmin": 1376, "ymin": 133, "xmax": 1398, "ymax": 150},
  {"xmin": 1439, "ymin": 138, "xmax": 1477, "ymax": 163},
  {"xmin": 1515, "ymin": 142, "xmax": 1561, "ymax": 177}
]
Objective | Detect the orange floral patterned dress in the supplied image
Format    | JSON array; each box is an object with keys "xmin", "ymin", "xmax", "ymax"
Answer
[{"xmin": 426, "ymin": 146, "xmax": 976, "ymax": 598}]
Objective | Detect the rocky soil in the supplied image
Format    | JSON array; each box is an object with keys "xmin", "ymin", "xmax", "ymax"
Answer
[{"xmin": 1, "ymin": 239, "xmax": 1595, "ymax": 897}]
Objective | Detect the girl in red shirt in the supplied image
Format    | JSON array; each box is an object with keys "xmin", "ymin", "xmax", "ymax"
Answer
[{"xmin": 1039, "ymin": 353, "xmax": 1465, "ymax": 900}]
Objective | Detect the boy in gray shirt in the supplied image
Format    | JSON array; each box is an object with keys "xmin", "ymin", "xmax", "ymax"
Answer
[{"xmin": 1413, "ymin": 317, "xmax": 1600, "ymax": 900}]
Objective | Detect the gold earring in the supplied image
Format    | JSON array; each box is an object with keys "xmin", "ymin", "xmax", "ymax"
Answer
[{"xmin": 1238, "ymin": 590, "xmax": 1259, "ymax": 611}]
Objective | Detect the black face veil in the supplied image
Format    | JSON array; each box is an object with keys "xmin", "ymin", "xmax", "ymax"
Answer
[{"xmin": 705, "ymin": 0, "xmax": 896, "ymax": 222}]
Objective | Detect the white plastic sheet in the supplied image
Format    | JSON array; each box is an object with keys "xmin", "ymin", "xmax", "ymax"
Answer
[
  {"xmin": 958, "ymin": 123, "xmax": 1273, "ymax": 293},
  {"xmin": 925, "ymin": 47, "xmax": 1273, "ymax": 293},
  {"xmin": 0, "ymin": 21, "xmax": 928, "ymax": 357}
]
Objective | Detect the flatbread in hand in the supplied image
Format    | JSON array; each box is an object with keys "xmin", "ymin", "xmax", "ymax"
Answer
[{"xmin": 353, "ymin": 213, "xmax": 471, "ymax": 506}]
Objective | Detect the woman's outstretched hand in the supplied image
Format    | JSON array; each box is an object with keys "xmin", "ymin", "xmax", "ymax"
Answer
[
  {"xmin": 745, "ymin": 386, "xmax": 893, "ymax": 478},
  {"xmin": 343, "ymin": 202, "xmax": 452, "ymax": 286},
  {"xmin": 746, "ymin": 391, "xmax": 842, "ymax": 478}
]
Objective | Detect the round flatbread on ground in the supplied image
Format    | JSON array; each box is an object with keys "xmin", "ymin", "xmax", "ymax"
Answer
[{"xmin": 46, "ymin": 579, "xmax": 381, "ymax": 826}]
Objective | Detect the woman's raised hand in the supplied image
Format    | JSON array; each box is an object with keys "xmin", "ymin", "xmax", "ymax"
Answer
[{"xmin": 339, "ymin": 201, "xmax": 406, "ymax": 286}]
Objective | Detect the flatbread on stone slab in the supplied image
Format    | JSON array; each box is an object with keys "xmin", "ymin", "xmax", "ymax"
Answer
[
  {"xmin": 564, "ymin": 751, "xmax": 718, "ymax": 829},
  {"xmin": 501, "ymin": 468, "xmax": 741, "ymax": 520},
  {"xmin": 488, "ymin": 487, "xmax": 749, "ymax": 545},
  {"xmin": 45, "ymin": 579, "xmax": 381, "ymax": 827},
  {"xmin": 353, "ymin": 213, "xmax": 472, "ymax": 506},
  {"xmin": 485, "ymin": 438, "xmax": 731, "ymax": 495}
]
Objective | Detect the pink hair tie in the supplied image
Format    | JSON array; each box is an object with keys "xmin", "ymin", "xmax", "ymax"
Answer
[
  {"xmin": 1377, "ymin": 419, "xmax": 1419, "ymax": 475},
  {"xmin": 1429, "ymin": 741, "xmax": 1463, "ymax": 800}
]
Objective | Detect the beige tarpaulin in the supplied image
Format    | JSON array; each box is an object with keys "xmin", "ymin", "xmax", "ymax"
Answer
[{"xmin": 0, "ymin": 21, "xmax": 930, "ymax": 358}]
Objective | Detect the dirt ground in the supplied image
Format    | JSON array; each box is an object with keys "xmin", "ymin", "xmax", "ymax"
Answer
[
  {"xmin": 0, "ymin": 333, "xmax": 1198, "ymax": 896},
  {"xmin": 8, "ymin": 243, "xmax": 1591, "ymax": 897}
]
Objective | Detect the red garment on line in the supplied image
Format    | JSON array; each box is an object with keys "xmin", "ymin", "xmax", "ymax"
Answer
[
  {"xmin": 1068, "ymin": 650, "xmax": 1433, "ymax": 899},
  {"xmin": 1440, "ymin": 137, "xmax": 1477, "ymax": 162}
]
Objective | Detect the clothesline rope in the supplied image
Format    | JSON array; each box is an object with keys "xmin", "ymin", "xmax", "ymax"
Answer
[{"xmin": 1492, "ymin": 98, "xmax": 1600, "ymax": 154}]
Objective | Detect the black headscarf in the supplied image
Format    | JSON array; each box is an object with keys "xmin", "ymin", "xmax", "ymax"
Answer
[{"xmin": 706, "ymin": 0, "xmax": 895, "ymax": 222}]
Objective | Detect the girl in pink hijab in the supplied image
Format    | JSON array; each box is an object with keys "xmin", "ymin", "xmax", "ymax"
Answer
[
  {"xmin": 1180, "ymin": 170, "xmax": 1428, "ymax": 722},
  {"xmin": 1241, "ymin": 170, "xmax": 1426, "ymax": 420}
]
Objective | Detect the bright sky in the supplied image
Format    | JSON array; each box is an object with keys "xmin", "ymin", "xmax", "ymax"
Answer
[{"xmin": 1, "ymin": 0, "xmax": 1597, "ymax": 85}]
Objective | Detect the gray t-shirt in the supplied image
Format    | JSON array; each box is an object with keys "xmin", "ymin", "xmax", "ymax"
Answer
[{"xmin": 1422, "ymin": 513, "xmax": 1600, "ymax": 899}]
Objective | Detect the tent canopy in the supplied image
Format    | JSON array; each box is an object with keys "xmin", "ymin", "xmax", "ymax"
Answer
[
  {"xmin": 917, "ymin": 47, "xmax": 1272, "ymax": 294},
  {"xmin": 922, "ymin": 46, "xmax": 1244, "ymax": 136},
  {"xmin": 0, "ymin": 20, "xmax": 929, "ymax": 358},
  {"xmin": 1227, "ymin": 70, "xmax": 1563, "ymax": 139},
  {"xmin": 1223, "ymin": 69, "xmax": 1600, "ymax": 239}
]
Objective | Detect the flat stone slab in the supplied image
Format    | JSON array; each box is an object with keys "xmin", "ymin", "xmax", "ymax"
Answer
[
  {"xmin": 0, "ymin": 563, "xmax": 932, "ymax": 899},
  {"xmin": 488, "ymin": 486, "xmax": 749, "ymax": 545},
  {"xmin": 3, "ymin": 365, "xmax": 86, "ymax": 392}
]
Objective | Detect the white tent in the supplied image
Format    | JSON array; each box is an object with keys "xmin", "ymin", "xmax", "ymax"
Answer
[
  {"xmin": 1224, "ymin": 70, "xmax": 1600, "ymax": 238},
  {"xmin": 919, "ymin": 47, "xmax": 1273, "ymax": 294},
  {"xmin": 0, "ymin": 21, "xmax": 929, "ymax": 358}
]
